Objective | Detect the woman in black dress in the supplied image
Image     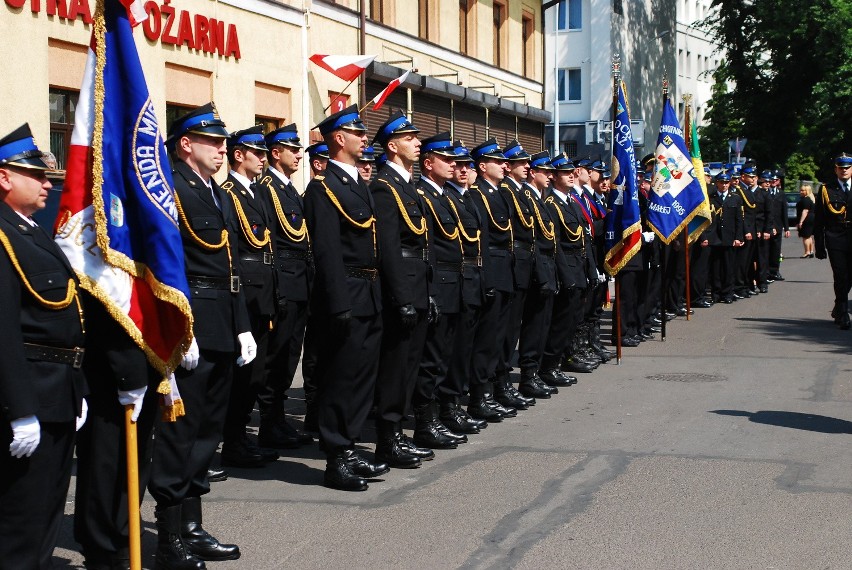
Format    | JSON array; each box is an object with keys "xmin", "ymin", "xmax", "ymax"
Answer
[{"xmin": 796, "ymin": 183, "xmax": 815, "ymax": 257}]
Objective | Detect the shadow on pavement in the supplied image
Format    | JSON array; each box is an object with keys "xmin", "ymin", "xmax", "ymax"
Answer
[
  {"xmin": 734, "ymin": 316, "xmax": 852, "ymax": 354},
  {"xmin": 710, "ymin": 409, "xmax": 852, "ymax": 434}
]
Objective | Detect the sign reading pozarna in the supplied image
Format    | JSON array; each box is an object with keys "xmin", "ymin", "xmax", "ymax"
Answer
[{"xmin": 3, "ymin": 0, "xmax": 241, "ymax": 59}]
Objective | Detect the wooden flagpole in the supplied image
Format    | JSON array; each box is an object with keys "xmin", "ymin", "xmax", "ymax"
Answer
[{"xmin": 125, "ymin": 406, "xmax": 141, "ymax": 570}]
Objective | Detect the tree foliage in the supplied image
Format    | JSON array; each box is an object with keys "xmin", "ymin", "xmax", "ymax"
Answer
[{"xmin": 701, "ymin": 0, "xmax": 851, "ymax": 180}]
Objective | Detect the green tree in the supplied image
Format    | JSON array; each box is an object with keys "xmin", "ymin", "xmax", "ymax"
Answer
[{"xmin": 703, "ymin": 0, "xmax": 851, "ymax": 174}]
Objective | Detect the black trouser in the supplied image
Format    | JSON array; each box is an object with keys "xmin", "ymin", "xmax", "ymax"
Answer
[
  {"xmin": 74, "ymin": 377, "xmax": 158, "ymax": 561},
  {"xmin": 735, "ymin": 238, "xmax": 757, "ymax": 293},
  {"xmin": 498, "ymin": 287, "xmax": 526, "ymax": 378},
  {"xmin": 667, "ymin": 245, "xmax": 687, "ymax": 310},
  {"xmin": 640, "ymin": 265, "xmax": 661, "ymax": 325},
  {"xmin": 149, "ymin": 350, "xmax": 233, "ymax": 506},
  {"xmin": 518, "ymin": 289, "xmax": 554, "ymax": 375},
  {"xmin": 711, "ymin": 246, "xmax": 736, "ymax": 300},
  {"xmin": 542, "ymin": 287, "xmax": 584, "ymax": 369},
  {"xmin": 827, "ymin": 246, "xmax": 852, "ymax": 311},
  {"xmin": 224, "ymin": 314, "xmax": 270, "ymax": 442},
  {"xmin": 445, "ymin": 303, "xmax": 482, "ymax": 397},
  {"xmin": 615, "ymin": 271, "xmax": 641, "ymax": 337},
  {"xmin": 757, "ymin": 237, "xmax": 771, "ymax": 286},
  {"xmin": 414, "ymin": 313, "xmax": 459, "ymax": 406},
  {"xmin": 301, "ymin": 319, "xmax": 320, "ymax": 423},
  {"xmin": 768, "ymin": 233, "xmax": 783, "ymax": 275},
  {"xmin": 0, "ymin": 421, "xmax": 75, "ymax": 570},
  {"xmin": 690, "ymin": 243, "xmax": 711, "ymax": 301},
  {"xmin": 375, "ymin": 308, "xmax": 428, "ymax": 422},
  {"xmin": 265, "ymin": 299, "xmax": 309, "ymax": 402},
  {"xmin": 315, "ymin": 314, "xmax": 382, "ymax": 452},
  {"xmin": 470, "ymin": 291, "xmax": 511, "ymax": 392}
]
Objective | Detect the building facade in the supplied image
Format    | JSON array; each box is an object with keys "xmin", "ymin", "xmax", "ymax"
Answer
[
  {"xmin": 0, "ymin": 0, "xmax": 550, "ymax": 194},
  {"xmin": 544, "ymin": 0, "xmax": 723, "ymax": 159}
]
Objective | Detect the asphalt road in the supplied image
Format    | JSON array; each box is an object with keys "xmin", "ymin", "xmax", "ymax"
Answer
[{"xmin": 54, "ymin": 237, "xmax": 852, "ymax": 569}]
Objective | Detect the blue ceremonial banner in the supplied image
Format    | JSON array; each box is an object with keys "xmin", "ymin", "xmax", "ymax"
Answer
[
  {"xmin": 647, "ymin": 97, "xmax": 708, "ymax": 244},
  {"xmin": 55, "ymin": 0, "xmax": 193, "ymax": 379},
  {"xmin": 604, "ymin": 81, "xmax": 642, "ymax": 275}
]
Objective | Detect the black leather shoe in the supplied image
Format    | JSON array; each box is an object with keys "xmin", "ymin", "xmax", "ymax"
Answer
[
  {"xmin": 562, "ymin": 359, "xmax": 596, "ymax": 373},
  {"xmin": 494, "ymin": 388, "xmax": 529, "ymax": 410},
  {"xmin": 556, "ymin": 370, "xmax": 578, "ymax": 385},
  {"xmin": 439, "ymin": 403, "xmax": 481, "ymax": 434},
  {"xmin": 206, "ymin": 468, "xmax": 227, "ymax": 483},
  {"xmin": 485, "ymin": 395, "xmax": 517, "ymax": 418},
  {"xmin": 836, "ymin": 312, "xmax": 851, "ymax": 330},
  {"xmin": 772, "ymin": 273, "xmax": 785, "ymax": 281},
  {"xmin": 434, "ymin": 421, "xmax": 468, "ymax": 443},
  {"xmin": 540, "ymin": 368, "xmax": 571, "ymax": 387},
  {"xmin": 457, "ymin": 406, "xmax": 488, "ymax": 429},
  {"xmin": 467, "ymin": 398, "xmax": 503, "ymax": 422},
  {"xmin": 221, "ymin": 436, "xmax": 265, "ymax": 468},
  {"xmin": 507, "ymin": 384, "xmax": 535, "ymax": 406},
  {"xmin": 617, "ymin": 335, "xmax": 640, "ymax": 347},
  {"xmin": 720, "ymin": 297, "xmax": 734, "ymax": 304},
  {"xmin": 749, "ymin": 286, "xmax": 760, "ymax": 295},
  {"xmin": 181, "ymin": 497, "xmax": 240, "ymax": 562},
  {"xmin": 375, "ymin": 425, "xmax": 421, "ymax": 469},
  {"xmin": 759, "ymin": 285, "xmax": 768, "ymax": 293},
  {"xmin": 691, "ymin": 299, "xmax": 712, "ymax": 308},
  {"xmin": 518, "ymin": 379, "xmax": 551, "ymax": 399},
  {"xmin": 399, "ymin": 434, "xmax": 436, "ymax": 460},
  {"xmin": 343, "ymin": 449, "xmax": 390, "ymax": 478},
  {"xmin": 154, "ymin": 505, "xmax": 206, "ymax": 570},
  {"xmin": 324, "ymin": 454, "xmax": 368, "ymax": 491}
]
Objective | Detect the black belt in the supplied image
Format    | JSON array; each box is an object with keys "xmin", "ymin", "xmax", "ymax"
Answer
[
  {"xmin": 539, "ymin": 248, "xmax": 557, "ymax": 258},
  {"xmin": 436, "ymin": 261, "xmax": 463, "ymax": 273},
  {"xmin": 513, "ymin": 240, "xmax": 535, "ymax": 253},
  {"xmin": 463, "ymin": 255, "xmax": 483, "ymax": 267},
  {"xmin": 488, "ymin": 245, "xmax": 511, "ymax": 253},
  {"xmin": 345, "ymin": 266, "xmax": 378, "ymax": 281},
  {"xmin": 23, "ymin": 343, "xmax": 84, "ymax": 369},
  {"xmin": 187, "ymin": 275, "xmax": 241, "ymax": 293},
  {"xmin": 241, "ymin": 252, "xmax": 274, "ymax": 265},
  {"xmin": 277, "ymin": 249, "xmax": 310, "ymax": 261},
  {"xmin": 401, "ymin": 248, "xmax": 428, "ymax": 261}
]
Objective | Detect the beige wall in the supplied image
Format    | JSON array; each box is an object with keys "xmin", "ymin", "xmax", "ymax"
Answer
[{"xmin": 0, "ymin": 0, "xmax": 543, "ymax": 187}]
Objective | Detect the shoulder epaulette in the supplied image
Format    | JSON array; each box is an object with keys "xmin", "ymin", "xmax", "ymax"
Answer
[
  {"xmin": 545, "ymin": 196, "xmax": 554, "ymax": 204},
  {"xmin": 260, "ymin": 175, "xmax": 273, "ymax": 186},
  {"xmin": 221, "ymin": 180, "xmax": 235, "ymax": 192},
  {"xmin": 315, "ymin": 175, "xmax": 325, "ymax": 181}
]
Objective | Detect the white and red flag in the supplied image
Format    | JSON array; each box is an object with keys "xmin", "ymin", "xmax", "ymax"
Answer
[
  {"xmin": 309, "ymin": 54, "xmax": 377, "ymax": 81},
  {"xmin": 370, "ymin": 69, "xmax": 412, "ymax": 111},
  {"xmin": 54, "ymin": 0, "xmax": 192, "ymax": 418}
]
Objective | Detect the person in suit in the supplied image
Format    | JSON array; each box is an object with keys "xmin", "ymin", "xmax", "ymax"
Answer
[
  {"xmin": 467, "ymin": 139, "xmax": 518, "ymax": 421},
  {"xmin": 754, "ymin": 171, "xmax": 772, "ymax": 293},
  {"xmin": 814, "ymin": 153, "xmax": 852, "ymax": 329},
  {"xmin": 541, "ymin": 154, "xmax": 590, "ymax": 383},
  {"xmin": 516, "ymin": 152, "xmax": 564, "ymax": 398},
  {"xmin": 442, "ymin": 142, "xmax": 492, "ymax": 433},
  {"xmin": 765, "ymin": 171, "xmax": 790, "ymax": 281},
  {"xmin": 733, "ymin": 163, "xmax": 761, "ymax": 298},
  {"xmin": 149, "ymin": 103, "xmax": 254, "ymax": 568},
  {"xmin": 303, "ymin": 105, "xmax": 388, "ymax": 491},
  {"xmin": 414, "ymin": 132, "xmax": 468, "ymax": 450},
  {"xmin": 357, "ymin": 145, "xmax": 376, "ymax": 183},
  {"xmin": 369, "ymin": 113, "xmax": 435, "ymax": 467},
  {"xmin": 708, "ymin": 172, "xmax": 745, "ymax": 304},
  {"xmin": 256, "ymin": 124, "xmax": 314, "ymax": 450},
  {"xmin": 0, "ymin": 124, "xmax": 87, "ymax": 570},
  {"xmin": 219, "ymin": 126, "xmax": 279, "ymax": 468}
]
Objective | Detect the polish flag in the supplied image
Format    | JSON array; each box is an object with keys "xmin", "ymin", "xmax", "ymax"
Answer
[
  {"xmin": 309, "ymin": 54, "xmax": 377, "ymax": 81},
  {"xmin": 370, "ymin": 69, "xmax": 412, "ymax": 111}
]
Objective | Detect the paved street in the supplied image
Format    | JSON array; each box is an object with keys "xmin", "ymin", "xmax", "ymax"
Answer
[{"xmin": 55, "ymin": 237, "xmax": 852, "ymax": 569}]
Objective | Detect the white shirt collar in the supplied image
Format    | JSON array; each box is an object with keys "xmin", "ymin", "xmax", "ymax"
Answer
[
  {"xmin": 386, "ymin": 160, "xmax": 411, "ymax": 183},
  {"xmin": 420, "ymin": 176, "xmax": 443, "ymax": 195},
  {"xmin": 553, "ymin": 188, "xmax": 568, "ymax": 202},
  {"xmin": 506, "ymin": 177, "xmax": 522, "ymax": 190},
  {"xmin": 446, "ymin": 181, "xmax": 466, "ymax": 194},
  {"xmin": 329, "ymin": 159, "xmax": 360, "ymax": 182},
  {"xmin": 15, "ymin": 211, "xmax": 37, "ymax": 227},
  {"xmin": 268, "ymin": 167, "xmax": 291, "ymax": 186},
  {"xmin": 229, "ymin": 170, "xmax": 254, "ymax": 198}
]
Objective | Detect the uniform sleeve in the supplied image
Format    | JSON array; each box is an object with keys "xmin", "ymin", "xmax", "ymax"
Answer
[
  {"xmin": 371, "ymin": 180, "xmax": 413, "ymax": 308},
  {"xmin": 304, "ymin": 181, "xmax": 350, "ymax": 315},
  {"xmin": 0, "ymin": 249, "xmax": 39, "ymax": 421}
]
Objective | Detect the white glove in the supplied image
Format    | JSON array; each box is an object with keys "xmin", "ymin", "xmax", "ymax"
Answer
[
  {"xmin": 118, "ymin": 386, "xmax": 147, "ymax": 423},
  {"xmin": 597, "ymin": 271, "xmax": 606, "ymax": 283},
  {"xmin": 236, "ymin": 331, "xmax": 257, "ymax": 367},
  {"xmin": 181, "ymin": 337, "xmax": 199, "ymax": 371},
  {"xmin": 9, "ymin": 415, "xmax": 40, "ymax": 458},
  {"xmin": 75, "ymin": 398, "xmax": 88, "ymax": 432},
  {"xmin": 642, "ymin": 231, "xmax": 656, "ymax": 243}
]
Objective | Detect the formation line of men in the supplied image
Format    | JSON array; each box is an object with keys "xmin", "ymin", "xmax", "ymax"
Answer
[{"xmin": 3, "ymin": 103, "xmax": 847, "ymax": 570}]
